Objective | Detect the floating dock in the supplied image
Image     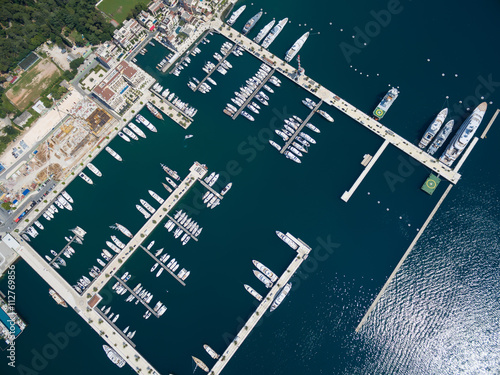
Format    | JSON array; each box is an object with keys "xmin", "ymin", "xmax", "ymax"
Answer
[
  {"xmin": 165, "ymin": 214, "xmax": 199, "ymax": 242},
  {"xmin": 95, "ymin": 305, "xmax": 137, "ymax": 347},
  {"xmin": 280, "ymin": 100, "xmax": 323, "ymax": 154},
  {"xmin": 195, "ymin": 43, "xmax": 237, "ymax": 92},
  {"xmin": 112, "ymin": 275, "xmax": 160, "ymax": 319},
  {"xmin": 355, "ymin": 184, "xmax": 454, "ymax": 333},
  {"xmin": 480, "ymin": 108, "xmax": 499, "ymax": 139},
  {"xmin": 47, "ymin": 235, "xmax": 79, "ymax": 267},
  {"xmin": 140, "ymin": 245, "xmax": 186, "ymax": 286},
  {"xmin": 421, "ymin": 174, "xmax": 441, "ymax": 195},
  {"xmin": 341, "ymin": 140, "xmax": 390, "ymax": 202},
  {"xmin": 232, "ymin": 68, "xmax": 276, "ymax": 120},
  {"xmin": 209, "ymin": 233, "xmax": 311, "ymax": 375},
  {"xmin": 198, "ymin": 179, "xmax": 223, "ymax": 199}
]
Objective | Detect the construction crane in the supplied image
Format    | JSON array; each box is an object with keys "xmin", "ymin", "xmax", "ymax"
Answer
[{"xmin": 293, "ymin": 54, "xmax": 305, "ymax": 81}]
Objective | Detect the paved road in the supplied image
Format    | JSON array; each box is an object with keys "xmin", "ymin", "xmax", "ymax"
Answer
[{"xmin": 0, "ymin": 180, "xmax": 56, "ymax": 233}]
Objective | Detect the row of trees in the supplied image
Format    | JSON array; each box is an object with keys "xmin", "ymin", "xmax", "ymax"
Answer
[{"xmin": 0, "ymin": 0, "xmax": 114, "ymax": 72}]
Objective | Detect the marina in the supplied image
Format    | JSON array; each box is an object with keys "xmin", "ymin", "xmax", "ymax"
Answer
[
  {"xmin": 194, "ymin": 43, "xmax": 237, "ymax": 92},
  {"xmin": 139, "ymin": 245, "xmax": 186, "ymax": 286},
  {"xmin": 164, "ymin": 213, "xmax": 199, "ymax": 242},
  {"xmin": 231, "ymin": 67, "xmax": 276, "ymax": 120},
  {"xmin": 209, "ymin": 232, "xmax": 311, "ymax": 375},
  {"xmin": 111, "ymin": 275, "xmax": 160, "ymax": 319},
  {"xmin": 87, "ymin": 162, "xmax": 207, "ymax": 293},
  {"xmin": 213, "ymin": 20, "xmax": 463, "ymax": 184},
  {"xmin": 1, "ymin": 2, "xmax": 498, "ymax": 375},
  {"xmin": 280, "ymin": 100, "xmax": 323, "ymax": 153}
]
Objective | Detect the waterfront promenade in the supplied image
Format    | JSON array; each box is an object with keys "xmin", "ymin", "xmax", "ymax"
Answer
[
  {"xmin": 212, "ymin": 20, "xmax": 462, "ymax": 185},
  {"xmin": 209, "ymin": 233, "xmax": 311, "ymax": 375}
]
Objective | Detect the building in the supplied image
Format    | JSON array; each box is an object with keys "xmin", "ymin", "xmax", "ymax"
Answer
[
  {"xmin": 95, "ymin": 42, "xmax": 119, "ymax": 69},
  {"xmin": 113, "ymin": 19, "xmax": 147, "ymax": 50},
  {"xmin": 92, "ymin": 61, "xmax": 152, "ymax": 114},
  {"xmin": 148, "ymin": 0, "xmax": 165, "ymax": 16},
  {"xmin": 13, "ymin": 111, "xmax": 32, "ymax": 127}
]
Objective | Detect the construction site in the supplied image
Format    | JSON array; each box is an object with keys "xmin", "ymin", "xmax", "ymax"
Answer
[{"xmin": 0, "ymin": 96, "xmax": 115, "ymax": 206}]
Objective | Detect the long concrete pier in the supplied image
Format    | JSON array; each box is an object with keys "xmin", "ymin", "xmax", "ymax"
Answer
[
  {"xmin": 213, "ymin": 20, "xmax": 461, "ymax": 184},
  {"xmin": 280, "ymin": 100, "xmax": 323, "ymax": 154},
  {"xmin": 6, "ymin": 234, "xmax": 161, "ymax": 375},
  {"xmin": 480, "ymin": 108, "xmax": 499, "ymax": 139},
  {"xmin": 341, "ymin": 140, "xmax": 390, "ymax": 202},
  {"xmin": 209, "ymin": 233, "xmax": 311, "ymax": 375},
  {"xmin": 112, "ymin": 275, "xmax": 160, "ymax": 319},
  {"xmin": 232, "ymin": 67, "xmax": 275, "ymax": 120},
  {"xmin": 89, "ymin": 161, "xmax": 207, "ymax": 293},
  {"xmin": 355, "ymin": 183, "xmax": 454, "ymax": 332},
  {"xmin": 140, "ymin": 245, "xmax": 186, "ymax": 286}
]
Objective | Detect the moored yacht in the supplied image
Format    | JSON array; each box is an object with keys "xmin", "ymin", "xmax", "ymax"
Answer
[{"xmin": 244, "ymin": 284, "xmax": 263, "ymax": 301}]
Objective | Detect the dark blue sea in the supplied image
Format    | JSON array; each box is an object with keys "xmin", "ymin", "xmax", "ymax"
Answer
[{"xmin": 1, "ymin": 0, "xmax": 499, "ymax": 374}]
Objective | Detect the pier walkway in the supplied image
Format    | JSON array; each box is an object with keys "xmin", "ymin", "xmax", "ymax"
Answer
[
  {"xmin": 209, "ymin": 233, "xmax": 311, "ymax": 375},
  {"xmin": 355, "ymin": 184, "xmax": 454, "ymax": 332},
  {"xmin": 112, "ymin": 275, "xmax": 160, "ymax": 319},
  {"xmin": 280, "ymin": 100, "xmax": 323, "ymax": 154},
  {"xmin": 213, "ymin": 20, "xmax": 461, "ymax": 184},
  {"xmin": 232, "ymin": 68, "xmax": 275, "ymax": 120},
  {"xmin": 89, "ymin": 161, "xmax": 207, "ymax": 293},
  {"xmin": 341, "ymin": 140, "xmax": 390, "ymax": 202},
  {"xmin": 165, "ymin": 214, "xmax": 198, "ymax": 242},
  {"xmin": 150, "ymin": 89, "xmax": 194, "ymax": 122},
  {"xmin": 140, "ymin": 245, "xmax": 186, "ymax": 286},
  {"xmin": 481, "ymin": 108, "xmax": 499, "ymax": 139},
  {"xmin": 195, "ymin": 43, "xmax": 237, "ymax": 91},
  {"xmin": 95, "ymin": 306, "xmax": 137, "ymax": 347},
  {"xmin": 198, "ymin": 179, "xmax": 223, "ymax": 199},
  {"xmin": 47, "ymin": 235, "xmax": 78, "ymax": 267}
]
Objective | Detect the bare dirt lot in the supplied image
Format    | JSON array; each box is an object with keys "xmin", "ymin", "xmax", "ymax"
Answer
[{"xmin": 6, "ymin": 59, "xmax": 61, "ymax": 110}]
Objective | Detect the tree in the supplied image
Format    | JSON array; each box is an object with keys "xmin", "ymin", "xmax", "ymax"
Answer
[{"xmin": 69, "ymin": 57, "xmax": 85, "ymax": 71}]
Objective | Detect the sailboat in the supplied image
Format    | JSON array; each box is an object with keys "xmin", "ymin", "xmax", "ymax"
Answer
[{"xmin": 192, "ymin": 356, "xmax": 209, "ymax": 373}]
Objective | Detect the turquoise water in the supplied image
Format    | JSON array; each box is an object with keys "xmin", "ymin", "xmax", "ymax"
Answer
[
  {"xmin": 0, "ymin": 307, "xmax": 21, "ymax": 337},
  {"xmin": 1, "ymin": 0, "xmax": 500, "ymax": 374}
]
